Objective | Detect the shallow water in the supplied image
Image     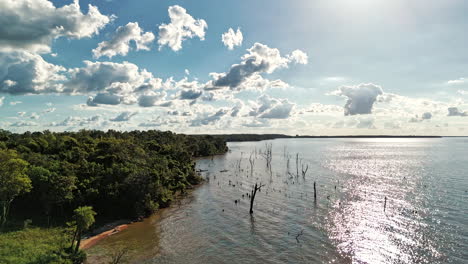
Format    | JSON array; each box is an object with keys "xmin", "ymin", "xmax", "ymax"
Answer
[{"xmin": 86, "ymin": 138, "xmax": 468, "ymax": 264}]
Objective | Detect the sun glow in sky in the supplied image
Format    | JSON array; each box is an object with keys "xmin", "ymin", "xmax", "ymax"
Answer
[{"xmin": 0, "ymin": 0, "xmax": 467, "ymax": 135}]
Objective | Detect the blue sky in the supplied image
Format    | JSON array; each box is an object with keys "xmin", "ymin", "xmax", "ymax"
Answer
[{"xmin": 0, "ymin": 0, "xmax": 467, "ymax": 135}]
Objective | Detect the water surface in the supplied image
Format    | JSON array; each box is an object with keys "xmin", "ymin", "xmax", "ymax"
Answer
[{"xmin": 86, "ymin": 138, "xmax": 468, "ymax": 264}]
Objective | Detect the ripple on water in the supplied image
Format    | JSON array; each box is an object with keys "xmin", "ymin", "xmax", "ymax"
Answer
[{"xmin": 86, "ymin": 138, "xmax": 468, "ymax": 264}]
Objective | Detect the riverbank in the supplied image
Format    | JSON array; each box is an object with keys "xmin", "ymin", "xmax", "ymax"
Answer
[
  {"xmin": 80, "ymin": 223, "xmax": 129, "ymax": 250},
  {"xmin": 82, "ymin": 183, "xmax": 205, "ymax": 264}
]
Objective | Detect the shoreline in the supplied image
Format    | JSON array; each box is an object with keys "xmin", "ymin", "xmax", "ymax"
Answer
[
  {"xmin": 80, "ymin": 183, "xmax": 204, "ymax": 251},
  {"xmin": 80, "ymin": 224, "xmax": 129, "ymax": 250}
]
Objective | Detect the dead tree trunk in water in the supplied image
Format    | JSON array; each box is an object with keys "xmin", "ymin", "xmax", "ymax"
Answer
[
  {"xmin": 301, "ymin": 164, "xmax": 308, "ymax": 179},
  {"xmin": 296, "ymin": 153, "xmax": 299, "ymax": 177},
  {"xmin": 384, "ymin": 196, "xmax": 387, "ymax": 212},
  {"xmin": 249, "ymin": 151, "xmax": 255, "ymax": 176},
  {"xmin": 249, "ymin": 183, "xmax": 265, "ymax": 214},
  {"xmin": 313, "ymin": 181, "xmax": 317, "ymax": 202}
]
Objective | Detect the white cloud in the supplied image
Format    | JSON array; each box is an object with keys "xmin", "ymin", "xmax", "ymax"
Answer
[
  {"xmin": 0, "ymin": 0, "xmax": 113, "ymax": 53},
  {"xmin": 207, "ymin": 42, "xmax": 308, "ymax": 90},
  {"xmin": 221, "ymin": 28, "xmax": 243, "ymax": 50},
  {"xmin": 179, "ymin": 89, "xmax": 203, "ymax": 100},
  {"xmin": 447, "ymin": 78, "xmax": 467, "ymax": 85},
  {"xmin": 9, "ymin": 101, "xmax": 22, "ymax": 106},
  {"xmin": 93, "ymin": 22, "xmax": 155, "ymax": 59},
  {"xmin": 87, "ymin": 93, "xmax": 122, "ymax": 106},
  {"xmin": 421, "ymin": 112, "xmax": 432, "ymax": 120},
  {"xmin": 158, "ymin": 5, "xmax": 207, "ymax": 51},
  {"xmin": 287, "ymin": 50, "xmax": 309, "ymax": 65},
  {"xmin": 458, "ymin": 90, "xmax": 468, "ymax": 95},
  {"xmin": 10, "ymin": 121, "xmax": 37, "ymax": 127},
  {"xmin": 0, "ymin": 51, "xmax": 66, "ymax": 94},
  {"xmin": 190, "ymin": 109, "xmax": 228, "ymax": 126},
  {"xmin": 110, "ymin": 111, "xmax": 138, "ymax": 122},
  {"xmin": 0, "ymin": 96, "xmax": 4, "ymax": 106},
  {"xmin": 67, "ymin": 60, "xmax": 162, "ymax": 106},
  {"xmin": 249, "ymin": 94, "xmax": 295, "ymax": 119},
  {"xmin": 356, "ymin": 117, "xmax": 376, "ymax": 129},
  {"xmin": 30, "ymin": 112, "xmax": 40, "ymax": 120},
  {"xmin": 447, "ymin": 107, "xmax": 467, "ymax": 117},
  {"xmin": 331, "ymin": 83, "xmax": 383, "ymax": 115},
  {"xmin": 51, "ymin": 115, "xmax": 101, "ymax": 127},
  {"xmin": 138, "ymin": 91, "xmax": 166, "ymax": 107}
]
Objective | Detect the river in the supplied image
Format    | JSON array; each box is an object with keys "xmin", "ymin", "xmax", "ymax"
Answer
[{"xmin": 86, "ymin": 138, "xmax": 468, "ymax": 264}]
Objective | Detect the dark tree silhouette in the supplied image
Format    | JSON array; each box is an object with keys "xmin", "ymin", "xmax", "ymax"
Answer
[{"xmin": 249, "ymin": 183, "xmax": 265, "ymax": 214}]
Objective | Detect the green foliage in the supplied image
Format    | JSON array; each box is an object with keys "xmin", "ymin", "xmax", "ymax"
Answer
[
  {"xmin": 1, "ymin": 130, "xmax": 227, "ymax": 223},
  {"xmin": 0, "ymin": 149, "xmax": 31, "ymax": 228},
  {"xmin": 0, "ymin": 227, "xmax": 74, "ymax": 264},
  {"xmin": 73, "ymin": 206, "xmax": 96, "ymax": 232}
]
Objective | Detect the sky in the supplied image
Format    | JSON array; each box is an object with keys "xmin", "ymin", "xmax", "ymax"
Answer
[{"xmin": 0, "ymin": 0, "xmax": 467, "ymax": 135}]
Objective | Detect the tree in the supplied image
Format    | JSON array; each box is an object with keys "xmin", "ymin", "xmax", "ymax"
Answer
[
  {"xmin": 29, "ymin": 165, "xmax": 76, "ymax": 226},
  {"xmin": 71, "ymin": 206, "xmax": 96, "ymax": 253},
  {"xmin": 0, "ymin": 149, "xmax": 31, "ymax": 229},
  {"xmin": 249, "ymin": 182, "xmax": 265, "ymax": 214}
]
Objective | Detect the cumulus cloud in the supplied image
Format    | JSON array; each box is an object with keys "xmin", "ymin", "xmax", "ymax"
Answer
[
  {"xmin": 0, "ymin": 51, "xmax": 66, "ymax": 94},
  {"xmin": 179, "ymin": 89, "xmax": 203, "ymax": 100},
  {"xmin": 447, "ymin": 107, "xmax": 467, "ymax": 117},
  {"xmin": 158, "ymin": 5, "xmax": 207, "ymax": 51},
  {"xmin": 51, "ymin": 115, "xmax": 101, "ymax": 127},
  {"xmin": 384, "ymin": 121, "xmax": 402, "ymax": 130},
  {"xmin": 222, "ymin": 28, "xmax": 243, "ymax": 50},
  {"xmin": 287, "ymin": 50, "xmax": 309, "ymax": 65},
  {"xmin": 242, "ymin": 119, "xmax": 270, "ymax": 128},
  {"xmin": 249, "ymin": 94, "xmax": 295, "ymax": 119},
  {"xmin": 331, "ymin": 83, "xmax": 383, "ymax": 116},
  {"xmin": 137, "ymin": 91, "xmax": 166, "ymax": 107},
  {"xmin": 207, "ymin": 42, "xmax": 308, "ymax": 90},
  {"xmin": 447, "ymin": 78, "xmax": 467, "ymax": 85},
  {"xmin": 66, "ymin": 60, "xmax": 164, "ymax": 106},
  {"xmin": 93, "ymin": 22, "xmax": 155, "ymax": 59},
  {"xmin": 421, "ymin": 112, "xmax": 432, "ymax": 120},
  {"xmin": 10, "ymin": 121, "xmax": 37, "ymax": 127},
  {"xmin": 190, "ymin": 109, "xmax": 228, "ymax": 126},
  {"xmin": 110, "ymin": 111, "xmax": 138, "ymax": 122},
  {"xmin": 0, "ymin": 0, "xmax": 113, "ymax": 53},
  {"xmin": 87, "ymin": 93, "xmax": 122, "ymax": 106},
  {"xmin": 356, "ymin": 117, "xmax": 376, "ymax": 129},
  {"xmin": 0, "ymin": 96, "xmax": 4, "ymax": 106},
  {"xmin": 66, "ymin": 61, "xmax": 160, "ymax": 93}
]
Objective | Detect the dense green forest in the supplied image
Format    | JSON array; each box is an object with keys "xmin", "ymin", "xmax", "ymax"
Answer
[{"xmin": 0, "ymin": 129, "xmax": 227, "ymax": 263}]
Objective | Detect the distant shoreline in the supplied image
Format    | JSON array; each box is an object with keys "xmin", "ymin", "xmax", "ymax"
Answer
[{"xmin": 202, "ymin": 134, "xmax": 459, "ymax": 142}]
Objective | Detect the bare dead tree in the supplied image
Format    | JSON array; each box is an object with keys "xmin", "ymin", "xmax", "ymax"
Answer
[
  {"xmin": 295, "ymin": 229, "xmax": 304, "ymax": 243},
  {"xmin": 301, "ymin": 164, "xmax": 309, "ymax": 179},
  {"xmin": 384, "ymin": 196, "xmax": 387, "ymax": 212},
  {"xmin": 313, "ymin": 181, "xmax": 317, "ymax": 202},
  {"xmin": 249, "ymin": 151, "xmax": 255, "ymax": 176},
  {"xmin": 261, "ymin": 143, "xmax": 273, "ymax": 169},
  {"xmin": 108, "ymin": 247, "xmax": 130, "ymax": 264},
  {"xmin": 296, "ymin": 153, "xmax": 299, "ymax": 177},
  {"xmin": 249, "ymin": 182, "xmax": 265, "ymax": 214}
]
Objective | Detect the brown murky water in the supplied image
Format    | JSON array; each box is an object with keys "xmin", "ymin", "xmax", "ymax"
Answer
[{"xmin": 86, "ymin": 138, "xmax": 468, "ymax": 264}]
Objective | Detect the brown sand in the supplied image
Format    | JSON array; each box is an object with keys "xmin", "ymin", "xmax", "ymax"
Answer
[{"xmin": 80, "ymin": 224, "xmax": 129, "ymax": 250}]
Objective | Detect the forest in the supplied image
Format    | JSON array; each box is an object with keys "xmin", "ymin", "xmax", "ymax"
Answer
[{"xmin": 0, "ymin": 129, "xmax": 227, "ymax": 263}]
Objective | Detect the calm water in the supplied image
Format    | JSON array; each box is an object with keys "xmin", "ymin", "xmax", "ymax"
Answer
[{"xmin": 86, "ymin": 138, "xmax": 468, "ymax": 264}]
